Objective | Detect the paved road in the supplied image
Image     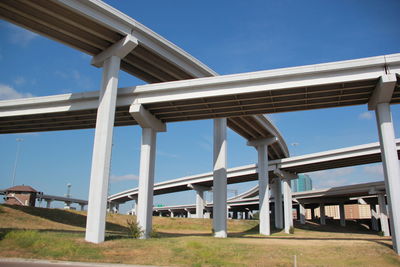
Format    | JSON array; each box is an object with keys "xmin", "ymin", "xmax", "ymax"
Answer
[{"xmin": 0, "ymin": 259, "xmax": 158, "ymax": 267}]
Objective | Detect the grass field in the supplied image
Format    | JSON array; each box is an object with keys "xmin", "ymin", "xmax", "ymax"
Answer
[{"xmin": 0, "ymin": 204, "xmax": 399, "ymax": 266}]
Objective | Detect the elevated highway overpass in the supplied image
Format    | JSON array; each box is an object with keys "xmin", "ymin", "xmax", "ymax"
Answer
[
  {"xmin": 1, "ymin": 0, "xmax": 400, "ymax": 254},
  {"xmin": 109, "ymin": 140, "xmax": 400, "ymax": 203}
]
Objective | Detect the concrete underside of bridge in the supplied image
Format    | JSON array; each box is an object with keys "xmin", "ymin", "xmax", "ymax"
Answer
[{"xmin": 1, "ymin": 0, "xmax": 400, "ymax": 255}]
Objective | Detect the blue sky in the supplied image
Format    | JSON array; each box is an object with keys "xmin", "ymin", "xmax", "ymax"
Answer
[{"xmin": 1, "ymin": 0, "xmax": 400, "ymax": 211}]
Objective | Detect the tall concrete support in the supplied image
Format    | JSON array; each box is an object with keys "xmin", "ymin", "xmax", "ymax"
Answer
[
  {"xmin": 248, "ymin": 137, "xmax": 277, "ymax": 235},
  {"xmin": 196, "ymin": 190, "xmax": 205, "ymax": 218},
  {"xmin": 213, "ymin": 118, "xmax": 228, "ymax": 238},
  {"xmin": 85, "ymin": 35, "xmax": 138, "ymax": 244},
  {"xmin": 137, "ymin": 127, "xmax": 157, "ymax": 237},
  {"xmin": 378, "ymin": 193, "xmax": 390, "ymax": 236},
  {"xmin": 188, "ymin": 184, "xmax": 209, "ymax": 219},
  {"xmin": 283, "ymin": 178, "xmax": 293, "ymax": 233},
  {"xmin": 299, "ymin": 203, "xmax": 306, "ymax": 225},
  {"xmin": 369, "ymin": 74, "xmax": 400, "ymax": 253},
  {"xmin": 46, "ymin": 200, "xmax": 52, "ymax": 209},
  {"xmin": 339, "ymin": 203, "xmax": 346, "ymax": 227},
  {"xmin": 80, "ymin": 204, "xmax": 85, "ymax": 211},
  {"xmin": 370, "ymin": 204, "xmax": 379, "ymax": 231},
  {"xmin": 320, "ymin": 204, "xmax": 326, "ymax": 225},
  {"xmin": 130, "ymin": 103, "xmax": 166, "ymax": 239},
  {"xmin": 273, "ymin": 178, "xmax": 283, "ymax": 229}
]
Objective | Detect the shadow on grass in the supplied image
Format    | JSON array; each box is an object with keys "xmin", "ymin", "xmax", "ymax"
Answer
[{"xmin": 2, "ymin": 204, "xmax": 128, "ymax": 234}]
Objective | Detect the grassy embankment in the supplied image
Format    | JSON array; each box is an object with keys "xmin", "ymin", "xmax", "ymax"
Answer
[{"xmin": 0, "ymin": 204, "xmax": 399, "ymax": 266}]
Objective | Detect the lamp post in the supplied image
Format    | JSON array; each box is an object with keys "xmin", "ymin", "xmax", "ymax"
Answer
[{"xmin": 11, "ymin": 138, "xmax": 23, "ymax": 186}]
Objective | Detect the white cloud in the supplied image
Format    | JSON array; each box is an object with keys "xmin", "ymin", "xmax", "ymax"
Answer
[
  {"xmin": 0, "ymin": 84, "xmax": 34, "ymax": 100},
  {"xmin": 310, "ymin": 167, "xmax": 355, "ymax": 180},
  {"xmin": 307, "ymin": 167, "xmax": 355, "ymax": 189},
  {"xmin": 363, "ymin": 164, "xmax": 383, "ymax": 176},
  {"xmin": 359, "ymin": 111, "xmax": 373, "ymax": 120},
  {"xmin": 110, "ymin": 174, "xmax": 139, "ymax": 182},
  {"xmin": 8, "ymin": 24, "xmax": 38, "ymax": 46},
  {"xmin": 14, "ymin": 76, "xmax": 26, "ymax": 86}
]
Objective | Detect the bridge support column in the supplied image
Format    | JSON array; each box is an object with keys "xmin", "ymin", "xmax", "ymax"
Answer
[
  {"xmin": 378, "ymin": 193, "xmax": 390, "ymax": 236},
  {"xmin": 213, "ymin": 118, "xmax": 228, "ymax": 238},
  {"xmin": 283, "ymin": 178, "xmax": 293, "ymax": 233},
  {"xmin": 46, "ymin": 200, "xmax": 52, "ymax": 209},
  {"xmin": 248, "ymin": 137, "xmax": 277, "ymax": 235},
  {"xmin": 80, "ymin": 204, "xmax": 85, "ymax": 211},
  {"xmin": 196, "ymin": 190, "xmax": 205, "ymax": 218},
  {"xmin": 273, "ymin": 178, "xmax": 283, "ymax": 229},
  {"xmin": 369, "ymin": 74, "xmax": 400, "ymax": 253},
  {"xmin": 370, "ymin": 204, "xmax": 379, "ymax": 231},
  {"xmin": 299, "ymin": 203, "xmax": 306, "ymax": 224},
  {"xmin": 339, "ymin": 203, "xmax": 346, "ymax": 227},
  {"xmin": 130, "ymin": 103, "xmax": 166, "ymax": 239},
  {"xmin": 85, "ymin": 35, "xmax": 138, "ymax": 244},
  {"xmin": 320, "ymin": 203, "xmax": 326, "ymax": 225}
]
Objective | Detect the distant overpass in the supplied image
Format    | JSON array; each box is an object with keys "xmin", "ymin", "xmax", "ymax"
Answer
[{"xmin": 109, "ymin": 140, "xmax": 400, "ymax": 203}]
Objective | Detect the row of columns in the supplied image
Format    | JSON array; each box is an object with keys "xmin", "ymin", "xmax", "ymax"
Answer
[
  {"xmin": 298, "ymin": 199, "xmax": 389, "ymax": 236},
  {"xmin": 83, "ymin": 38, "xmax": 399, "ymax": 255}
]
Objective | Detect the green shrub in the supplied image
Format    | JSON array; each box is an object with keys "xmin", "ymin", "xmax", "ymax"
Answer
[
  {"xmin": 289, "ymin": 226, "xmax": 295, "ymax": 234},
  {"xmin": 126, "ymin": 219, "xmax": 143, "ymax": 239},
  {"xmin": 378, "ymin": 231, "xmax": 384, "ymax": 236}
]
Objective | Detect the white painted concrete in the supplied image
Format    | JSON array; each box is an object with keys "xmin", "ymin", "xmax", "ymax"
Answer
[
  {"xmin": 137, "ymin": 128, "xmax": 157, "ymax": 238},
  {"xmin": 256, "ymin": 143, "xmax": 270, "ymax": 235},
  {"xmin": 378, "ymin": 193, "xmax": 390, "ymax": 236},
  {"xmin": 85, "ymin": 55, "xmax": 121, "ymax": 244},
  {"xmin": 195, "ymin": 189, "xmax": 205, "ymax": 218},
  {"xmin": 375, "ymin": 102, "xmax": 400, "ymax": 253},
  {"xmin": 273, "ymin": 178, "xmax": 283, "ymax": 229},
  {"xmin": 299, "ymin": 203, "xmax": 306, "ymax": 225},
  {"xmin": 283, "ymin": 178, "xmax": 293, "ymax": 233},
  {"xmin": 213, "ymin": 118, "xmax": 227, "ymax": 238}
]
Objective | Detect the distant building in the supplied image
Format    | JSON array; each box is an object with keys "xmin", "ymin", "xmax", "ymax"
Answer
[
  {"xmin": 4, "ymin": 185, "xmax": 39, "ymax": 207},
  {"xmin": 291, "ymin": 174, "xmax": 312, "ymax": 192}
]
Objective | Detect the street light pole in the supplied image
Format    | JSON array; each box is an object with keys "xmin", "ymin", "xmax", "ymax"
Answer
[{"xmin": 11, "ymin": 138, "xmax": 23, "ymax": 187}]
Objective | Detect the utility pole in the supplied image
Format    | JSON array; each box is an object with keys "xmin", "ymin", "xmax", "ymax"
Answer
[{"xmin": 11, "ymin": 138, "xmax": 23, "ymax": 186}]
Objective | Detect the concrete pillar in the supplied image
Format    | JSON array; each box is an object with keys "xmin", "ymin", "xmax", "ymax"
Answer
[
  {"xmin": 248, "ymin": 138, "xmax": 277, "ymax": 235},
  {"xmin": 137, "ymin": 128, "xmax": 157, "ymax": 238},
  {"xmin": 169, "ymin": 210, "xmax": 174, "ymax": 218},
  {"xmin": 46, "ymin": 200, "xmax": 52, "ymax": 209},
  {"xmin": 232, "ymin": 211, "xmax": 238, "ymax": 219},
  {"xmin": 274, "ymin": 178, "xmax": 283, "ymax": 229},
  {"xmin": 375, "ymin": 102, "xmax": 400, "ymax": 253},
  {"xmin": 80, "ymin": 204, "xmax": 85, "ymax": 211},
  {"xmin": 213, "ymin": 118, "xmax": 227, "ymax": 238},
  {"xmin": 370, "ymin": 204, "xmax": 379, "ymax": 231},
  {"xmin": 283, "ymin": 178, "xmax": 293, "ymax": 233},
  {"xmin": 196, "ymin": 189, "xmax": 205, "ymax": 219},
  {"xmin": 84, "ymin": 56, "xmax": 121, "ymax": 243},
  {"xmin": 256, "ymin": 143, "xmax": 270, "ymax": 235},
  {"xmin": 311, "ymin": 207, "xmax": 315, "ymax": 220},
  {"xmin": 85, "ymin": 35, "xmax": 137, "ymax": 244},
  {"xmin": 204, "ymin": 211, "xmax": 211, "ymax": 219},
  {"xmin": 299, "ymin": 203, "xmax": 306, "ymax": 225},
  {"xmin": 339, "ymin": 203, "xmax": 346, "ymax": 227},
  {"xmin": 320, "ymin": 204, "xmax": 326, "ymax": 225},
  {"xmin": 378, "ymin": 193, "xmax": 390, "ymax": 236}
]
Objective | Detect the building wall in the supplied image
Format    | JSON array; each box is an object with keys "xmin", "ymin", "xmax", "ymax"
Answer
[
  {"xmin": 5, "ymin": 192, "xmax": 36, "ymax": 206},
  {"xmin": 292, "ymin": 174, "xmax": 313, "ymax": 192},
  {"xmin": 305, "ymin": 204, "xmax": 372, "ymax": 220}
]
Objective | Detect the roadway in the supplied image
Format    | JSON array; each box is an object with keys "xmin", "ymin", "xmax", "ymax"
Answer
[{"xmin": 109, "ymin": 140, "xmax": 400, "ymax": 204}]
